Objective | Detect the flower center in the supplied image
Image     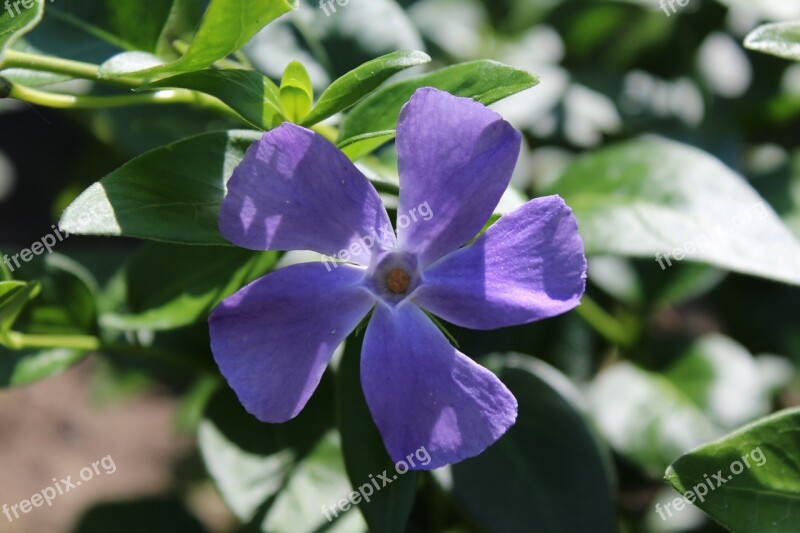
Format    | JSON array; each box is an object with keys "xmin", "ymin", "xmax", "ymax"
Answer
[
  {"xmin": 386, "ymin": 268, "xmax": 411, "ymax": 294},
  {"xmin": 366, "ymin": 250, "xmax": 420, "ymax": 304}
]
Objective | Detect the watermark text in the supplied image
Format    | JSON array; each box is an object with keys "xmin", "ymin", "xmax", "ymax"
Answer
[
  {"xmin": 3, "ymin": 454, "xmax": 116, "ymax": 523},
  {"xmin": 655, "ymin": 446, "xmax": 766, "ymax": 521},
  {"xmin": 321, "ymin": 446, "xmax": 430, "ymax": 521}
]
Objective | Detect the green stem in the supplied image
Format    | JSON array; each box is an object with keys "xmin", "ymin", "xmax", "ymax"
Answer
[
  {"xmin": 4, "ymin": 331, "xmax": 207, "ymax": 373},
  {"xmin": 1, "ymin": 79, "xmax": 243, "ymax": 121},
  {"xmin": 574, "ymin": 295, "xmax": 633, "ymax": 347},
  {"xmin": 4, "ymin": 331, "xmax": 100, "ymax": 351},
  {"xmin": 0, "ymin": 52, "xmax": 246, "ymax": 122},
  {"xmin": 0, "ymin": 50, "xmax": 141, "ymax": 87}
]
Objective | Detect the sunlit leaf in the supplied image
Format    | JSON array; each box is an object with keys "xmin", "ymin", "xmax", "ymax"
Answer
[{"xmin": 665, "ymin": 408, "xmax": 800, "ymax": 530}]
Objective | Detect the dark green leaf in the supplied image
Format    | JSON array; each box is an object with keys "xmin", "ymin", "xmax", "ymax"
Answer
[
  {"xmin": 46, "ymin": 1, "xmax": 176, "ymax": 54},
  {"xmin": 546, "ymin": 136, "xmax": 800, "ymax": 285},
  {"xmin": 59, "ymin": 130, "xmax": 261, "ymax": 245},
  {"xmin": 73, "ymin": 498, "xmax": 208, "ymax": 533},
  {"xmin": 745, "ymin": 21, "xmax": 800, "ymax": 61},
  {"xmin": 15, "ymin": 5, "xmax": 124, "ymax": 66},
  {"xmin": 448, "ymin": 354, "xmax": 615, "ymax": 532},
  {"xmin": 338, "ymin": 60, "xmax": 539, "ymax": 149},
  {"xmin": 301, "ymin": 50, "xmax": 431, "ymax": 127},
  {"xmin": 156, "ymin": 0, "xmax": 206, "ymax": 56},
  {"xmin": 101, "ymin": 243, "xmax": 278, "ymax": 331},
  {"xmin": 336, "ymin": 335, "xmax": 418, "ymax": 532},
  {"xmin": 665, "ymin": 408, "xmax": 800, "ymax": 530},
  {"xmin": 140, "ymin": 69, "xmax": 284, "ymax": 130},
  {"xmin": 103, "ymin": 0, "xmax": 296, "ymax": 78},
  {"xmin": 175, "ymin": 375, "xmax": 220, "ymax": 432},
  {"xmin": 14, "ymin": 254, "xmax": 98, "ymax": 335},
  {"xmin": 0, "ymin": 257, "xmax": 94, "ymax": 387}
]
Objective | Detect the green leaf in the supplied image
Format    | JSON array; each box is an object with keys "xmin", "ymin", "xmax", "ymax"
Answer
[
  {"xmin": 156, "ymin": 0, "xmax": 206, "ymax": 57},
  {"xmin": 0, "ymin": 280, "xmax": 39, "ymax": 335},
  {"xmin": 665, "ymin": 408, "xmax": 800, "ymax": 530},
  {"xmin": 13, "ymin": 254, "xmax": 98, "ymax": 336},
  {"xmin": 546, "ymin": 136, "xmax": 800, "ymax": 285},
  {"xmin": 11, "ymin": 18, "xmax": 116, "ymax": 67},
  {"xmin": 279, "ymin": 60, "xmax": 313, "ymax": 123},
  {"xmin": 0, "ymin": 256, "xmax": 95, "ymax": 386},
  {"xmin": 140, "ymin": 69, "xmax": 284, "ymax": 130},
  {"xmin": 199, "ymin": 385, "xmax": 328, "ymax": 523},
  {"xmin": 651, "ymin": 263, "xmax": 727, "ymax": 306},
  {"xmin": 447, "ymin": 354, "xmax": 615, "ymax": 532},
  {"xmin": 339, "ymin": 131, "xmax": 398, "ymax": 161},
  {"xmin": 301, "ymin": 50, "xmax": 431, "ymax": 127},
  {"xmin": 72, "ymin": 499, "xmax": 207, "ymax": 533},
  {"xmin": 338, "ymin": 60, "xmax": 539, "ymax": 150},
  {"xmin": 665, "ymin": 334, "xmax": 770, "ymax": 430},
  {"xmin": 199, "ymin": 377, "xmax": 361, "ymax": 532},
  {"xmin": 0, "ymin": 0, "xmax": 43, "ymax": 60},
  {"xmin": 587, "ymin": 257, "xmax": 643, "ymax": 305},
  {"xmin": 588, "ymin": 361, "xmax": 720, "ymax": 477},
  {"xmin": 45, "ymin": 1, "xmax": 177, "ymax": 54},
  {"xmin": 589, "ymin": 258, "xmax": 726, "ymax": 307},
  {"xmin": 745, "ymin": 21, "xmax": 800, "ymax": 61},
  {"xmin": 262, "ymin": 431, "xmax": 367, "ymax": 532},
  {"xmin": 336, "ymin": 336, "xmax": 418, "ymax": 532},
  {"xmin": 101, "ymin": 243, "xmax": 278, "ymax": 331},
  {"xmin": 59, "ymin": 130, "xmax": 261, "ymax": 245},
  {"xmin": 103, "ymin": 0, "xmax": 296, "ymax": 78},
  {"xmin": 0, "ymin": 345, "xmax": 86, "ymax": 388},
  {"xmin": 175, "ymin": 375, "xmax": 220, "ymax": 433},
  {"xmin": 0, "ymin": 253, "xmax": 12, "ymax": 281}
]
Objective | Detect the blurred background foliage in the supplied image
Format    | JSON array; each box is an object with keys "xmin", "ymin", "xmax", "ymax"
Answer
[{"xmin": 1, "ymin": 0, "xmax": 799, "ymax": 532}]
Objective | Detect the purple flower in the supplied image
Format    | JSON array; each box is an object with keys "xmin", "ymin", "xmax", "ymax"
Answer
[{"xmin": 209, "ymin": 88, "xmax": 586, "ymax": 470}]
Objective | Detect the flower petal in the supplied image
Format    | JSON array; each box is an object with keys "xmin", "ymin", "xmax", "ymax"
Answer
[
  {"xmin": 396, "ymin": 88, "xmax": 522, "ymax": 267},
  {"xmin": 219, "ymin": 123, "xmax": 393, "ymax": 264},
  {"xmin": 415, "ymin": 195, "xmax": 586, "ymax": 330},
  {"xmin": 361, "ymin": 303, "xmax": 517, "ymax": 469},
  {"xmin": 209, "ymin": 263, "xmax": 374, "ymax": 422}
]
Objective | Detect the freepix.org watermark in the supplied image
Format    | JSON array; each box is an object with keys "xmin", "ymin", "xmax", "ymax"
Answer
[
  {"xmin": 319, "ymin": 0, "xmax": 349, "ymax": 17},
  {"xmin": 4, "ymin": 0, "xmax": 55, "ymax": 19},
  {"xmin": 321, "ymin": 201, "xmax": 433, "ymax": 272},
  {"xmin": 321, "ymin": 446, "xmax": 431, "ymax": 522},
  {"xmin": 654, "ymin": 201, "xmax": 769, "ymax": 270},
  {"xmin": 655, "ymin": 446, "xmax": 766, "ymax": 521},
  {"xmin": 659, "ymin": 0, "xmax": 691, "ymax": 17},
  {"xmin": 3, "ymin": 225, "xmax": 69, "ymax": 273},
  {"xmin": 2, "ymin": 454, "xmax": 116, "ymax": 523}
]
